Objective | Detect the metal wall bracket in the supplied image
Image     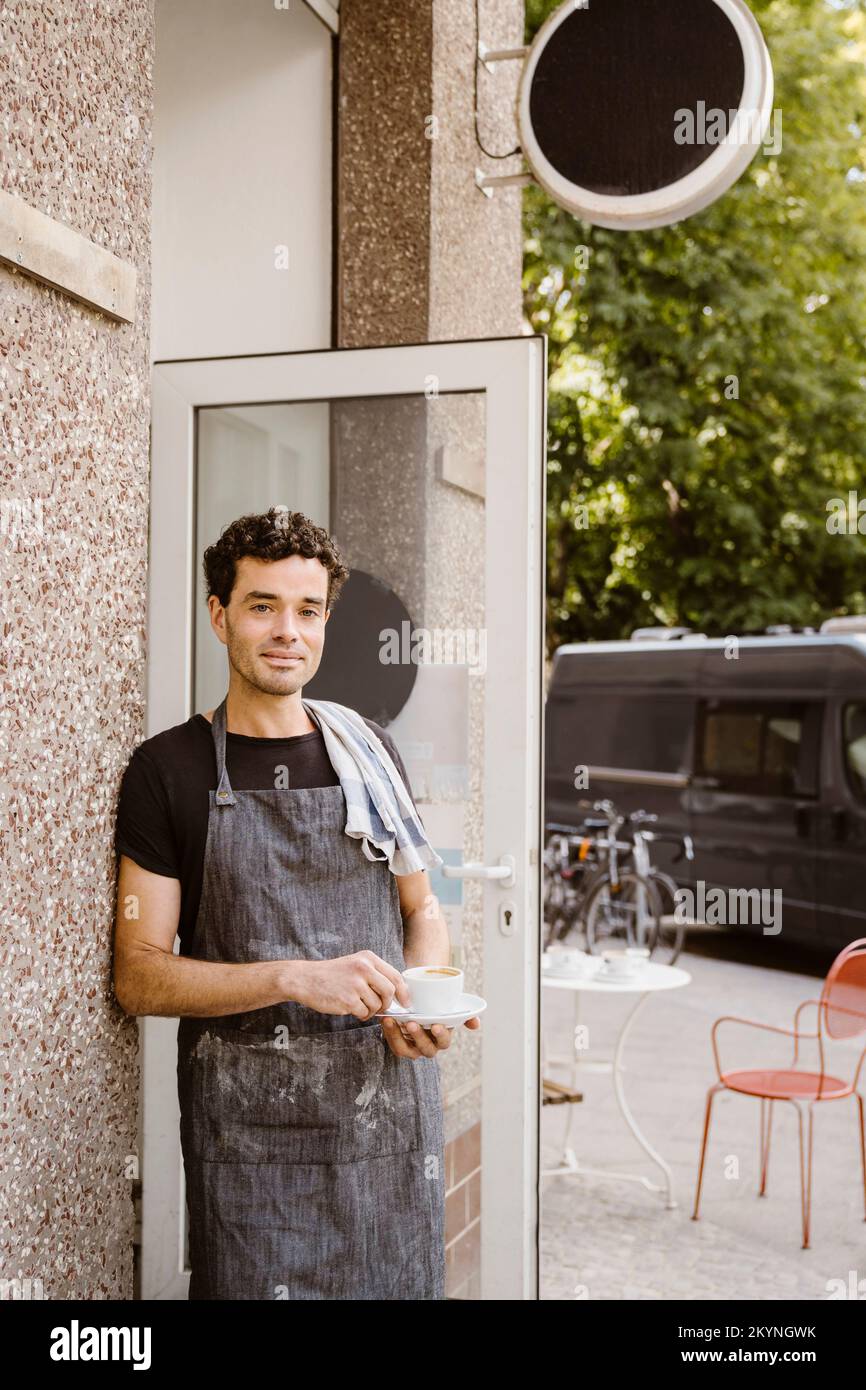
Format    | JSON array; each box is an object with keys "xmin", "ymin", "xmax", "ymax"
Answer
[
  {"xmin": 477, "ymin": 42, "xmax": 528, "ymax": 72},
  {"xmin": 475, "ymin": 167, "xmax": 534, "ymax": 198}
]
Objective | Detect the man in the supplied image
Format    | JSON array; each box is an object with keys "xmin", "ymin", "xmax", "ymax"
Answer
[{"xmin": 113, "ymin": 507, "xmax": 479, "ymax": 1300}]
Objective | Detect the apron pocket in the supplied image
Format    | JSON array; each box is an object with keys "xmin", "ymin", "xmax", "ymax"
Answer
[{"xmin": 186, "ymin": 1022, "xmax": 429, "ymax": 1165}]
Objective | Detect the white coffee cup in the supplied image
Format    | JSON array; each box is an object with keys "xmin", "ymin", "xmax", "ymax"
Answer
[
  {"xmin": 601, "ymin": 949, "xmax": 637, "ymax": 977},
  {"xmin": 549, "ymin": 947, "xmax": 588, "ymax": 975},
  {"xmin": 403, "ymin": 965, "xmax": 464, "ymax": 1014}
]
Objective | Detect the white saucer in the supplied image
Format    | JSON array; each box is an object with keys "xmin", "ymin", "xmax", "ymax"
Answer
[
  {"xmin": 375, "ymin": 992, "xmax": 487, "ymax": 1028},
  {"xmin": 543, "ymin": 952, "xmax": 591, "ymax": 976},
  {"xmin": 596, "ymin": 965, "xmax": 643, "ymax": 982}
]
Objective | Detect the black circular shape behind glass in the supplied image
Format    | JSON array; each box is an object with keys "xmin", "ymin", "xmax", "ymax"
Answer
[
  {"xmin": 302, "ymin": 569, "xmax": 417, "ymax": 727},
  {"xmin": 528, "ymin": 0, "xmax": 747, "ymax": 197}
]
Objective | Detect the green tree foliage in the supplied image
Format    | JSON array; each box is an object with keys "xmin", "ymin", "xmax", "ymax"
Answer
[{"xmin": 523, "ymin": 0, "xmax": 866, "ymax": 651}]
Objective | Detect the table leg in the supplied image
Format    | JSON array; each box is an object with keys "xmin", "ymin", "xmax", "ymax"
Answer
[
  {"xmin": 560, "ymin": 991, "xmax": 582, "ymax": 1163},
  {"xmin": 541, "ymin": 989, "xmax": 678, "ymax": 1207},
  {"xmin": 610, "ymin": 991, "xmax": 677, "ymax": 1208}
]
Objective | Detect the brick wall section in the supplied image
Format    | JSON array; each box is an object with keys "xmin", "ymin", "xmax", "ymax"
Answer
[{"xmin": 446, "ymin": 1121, "xmax": 482, "ymax": 1298}]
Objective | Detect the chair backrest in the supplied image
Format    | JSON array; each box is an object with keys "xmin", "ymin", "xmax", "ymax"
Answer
[{"xmin": 821, "ymin": 939, "xmax": 866, "ymax": 1040}]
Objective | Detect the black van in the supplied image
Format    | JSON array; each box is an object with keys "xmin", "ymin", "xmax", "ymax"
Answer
[{"xmin": 544, "ymin": 624, "xmax": 866, "ymax": 952}]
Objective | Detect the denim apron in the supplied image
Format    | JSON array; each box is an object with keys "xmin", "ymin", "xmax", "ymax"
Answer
[{"xmin": 176, "ymin": 696, "xmax": 446, "ymax": 1300}]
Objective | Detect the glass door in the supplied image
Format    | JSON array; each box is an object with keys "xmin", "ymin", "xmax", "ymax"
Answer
[{"xmin": 143, "ymin": 337, "xmax": 546, "ymax": 1299}]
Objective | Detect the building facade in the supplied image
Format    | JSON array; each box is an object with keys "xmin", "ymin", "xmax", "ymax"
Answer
[{"xmin": 1, "ymin": 0, "xmax": 534, "ymax": 1300}]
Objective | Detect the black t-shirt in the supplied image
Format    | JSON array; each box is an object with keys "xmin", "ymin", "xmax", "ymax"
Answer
[{"xmin": 114, "ymin": 710, "xmax": 417, "ymax": 956}]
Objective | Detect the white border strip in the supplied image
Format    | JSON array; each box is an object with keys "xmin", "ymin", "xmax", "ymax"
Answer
[{"xmin": 302, "ymin": 0, "xmax": 339, "ymax": 35}]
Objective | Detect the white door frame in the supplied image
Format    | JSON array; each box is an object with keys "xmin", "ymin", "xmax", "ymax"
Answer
[{"xmin": 142, "ymin": 336, "xmax": 546, "ymax": 1300}]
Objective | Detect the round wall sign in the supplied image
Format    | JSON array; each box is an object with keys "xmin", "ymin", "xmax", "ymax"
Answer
[{"xmin": 517, "ymin": 0, "xmax": 774, "ymax": 230}]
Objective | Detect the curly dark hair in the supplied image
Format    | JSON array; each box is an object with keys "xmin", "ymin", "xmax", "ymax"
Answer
[{"xmin": 203, "ymin": 507, "xmax": 350, "ymax": 609}]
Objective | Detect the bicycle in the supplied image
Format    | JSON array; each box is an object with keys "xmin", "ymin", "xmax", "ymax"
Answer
[
  {"xmin": 630, "ymin": 824, "xmax": 695, "ymax": 965},
  {"xmin": 579, "ymin": 803, "xmax": 661, "ymax": 956},
  {"xmin": 542, "ymin": 811, "xmax": 617, "ymax": 949},
  {"xmin": 542, "ymin": 822, "xmax": 584, "ymax": 945},
  {"xmin": 543, "ymin": 801, "xmax": 661, "ymax": 954}
]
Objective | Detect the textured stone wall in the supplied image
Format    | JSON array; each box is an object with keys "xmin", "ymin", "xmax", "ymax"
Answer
[
  {"xmin": 337, "ymin": 0, "xmax": 524, "ymax": 347},
  {"xmin": 0, "ymin": 0, "xmax": 153, "ymax": 1299}
]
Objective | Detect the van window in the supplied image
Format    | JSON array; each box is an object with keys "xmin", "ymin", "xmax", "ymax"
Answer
[
  {"xmin": 546, "ymin": 695, "xmax": 694, "ymax": 774},
  {"xmin": 696, "ymin": 700, "xmax": 820, "ymax": 797},
  {"xmin": 843, "ymin": 703, "xmax": 866, "ymax": 802}
]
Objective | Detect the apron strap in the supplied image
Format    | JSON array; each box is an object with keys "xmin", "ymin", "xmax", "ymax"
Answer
[{"xmin": 211, "ymin": 696, "xmax": 236, "ymax": 806}]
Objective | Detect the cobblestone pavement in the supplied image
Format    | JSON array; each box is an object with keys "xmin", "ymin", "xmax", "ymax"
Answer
[{"xmin": 540, "ymin": 933, "xmax": 866, "ymax": 1301}]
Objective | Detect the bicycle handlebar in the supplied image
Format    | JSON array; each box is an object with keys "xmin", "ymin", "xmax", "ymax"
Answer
[
  {"xmin": 547, "ymin": 803, "xmax": 695, "ymax": 863},
  {"xmin": 639, "ymin": 828, "xmax": 695, "ymax": 862}
]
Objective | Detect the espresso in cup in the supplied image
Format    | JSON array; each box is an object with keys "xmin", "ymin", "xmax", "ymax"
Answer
[{"xmin": 403, "ymin": 964, "xmax": 464, "ymax": 1013}]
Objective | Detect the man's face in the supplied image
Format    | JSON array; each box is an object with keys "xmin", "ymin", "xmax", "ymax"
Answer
[{"xmin": 209, "ymin": 554, "xmax": 331, "ymax": 696}]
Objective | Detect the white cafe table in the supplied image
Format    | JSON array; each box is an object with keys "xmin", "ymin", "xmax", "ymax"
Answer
[{"xmin": 542, "ymin": 958, "xmax": 691, "ymax": 1208}]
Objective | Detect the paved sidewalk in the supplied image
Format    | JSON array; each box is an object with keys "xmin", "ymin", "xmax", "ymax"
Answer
[{"xmin": 540, "ymin": 936, "xmax": 866, "ymax": 1301}]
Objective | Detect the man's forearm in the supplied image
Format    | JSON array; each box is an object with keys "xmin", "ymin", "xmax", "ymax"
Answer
[
  {"xmin": 117, "ymin": 947, "xmax": 300, "ymax": 1019},
  {"xmin": 402, "ymin": 905, "xmax": 451, "ymax": 969}
]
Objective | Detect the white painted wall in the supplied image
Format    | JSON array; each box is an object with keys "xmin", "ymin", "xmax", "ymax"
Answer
[{"xmin": 152, "ymin": 0, "xmax": 332, "ymax": 360}]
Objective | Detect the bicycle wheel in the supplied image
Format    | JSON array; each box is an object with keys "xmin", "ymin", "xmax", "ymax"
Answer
[
  {"xmin": 543, "ymin": 844, "xmax": 572, "ymax": 947},
  {"xmin": 543, "ymin": 874, "xmax": 569, "ymax": 948},
  {"xmin": 544, "ymin": 863, "xmax": 585, "ymax": 948},
  {"xmin": 647, "ymin": 870, "xmax": 686, "ymax": 964},
  {"xmin": 583, "ymin": 871, "xmax": 662, "ymax": 955}
]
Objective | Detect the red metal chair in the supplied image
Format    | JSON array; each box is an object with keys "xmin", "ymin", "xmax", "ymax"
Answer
[{"xmin": 692, "ymin": 938, "xmax": 866, "ymax": 1247}]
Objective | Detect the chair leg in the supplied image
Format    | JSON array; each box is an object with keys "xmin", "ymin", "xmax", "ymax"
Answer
[
  {"xmin": 692, "ymin": 1083, "xmax": 725, "ymax": 1221},
  {"xmin": 857, "ymin": 1092, "xmax": 866, "ymax": 1222},
  {"xmin": 758, "ymin": 1098, "xmax": 774, "ymax": 1197},
  {"xmin": 792, "ymin": 1100, "xmax": 815, "ymax": 1249}
]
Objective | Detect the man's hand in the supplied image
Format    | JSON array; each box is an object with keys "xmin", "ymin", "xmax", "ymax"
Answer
[
  {"xmin": 381, "ymin": 1014, "xmax": 481, "ymax": 1059},
  {"xmin": 287, "ymin": 951, "xmax": 410, "ymax": 1020}
]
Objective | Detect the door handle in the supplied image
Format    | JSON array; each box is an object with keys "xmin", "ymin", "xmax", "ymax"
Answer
[{"xmin": 441, "ymin": 854, "xmax": 515, "ymax": 888}]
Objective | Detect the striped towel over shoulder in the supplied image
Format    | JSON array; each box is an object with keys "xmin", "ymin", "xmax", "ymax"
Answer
[{"xmin": 302, "ymin": 697, "xmax": 443, "ymax": 876}]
